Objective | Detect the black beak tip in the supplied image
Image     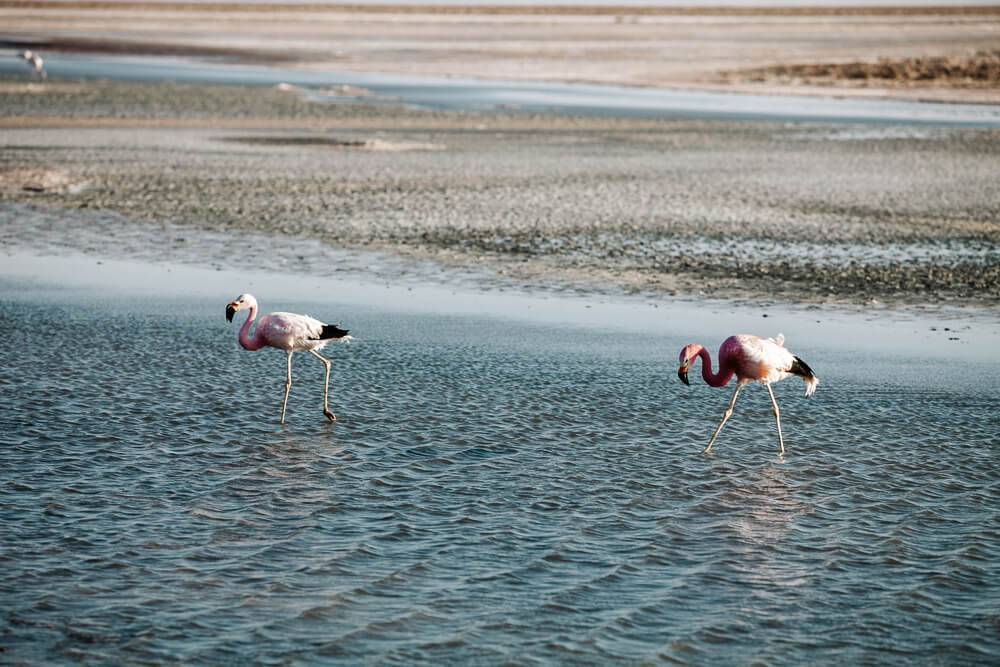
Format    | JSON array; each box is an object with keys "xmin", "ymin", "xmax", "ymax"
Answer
[
  {"xmin": 678, "ymin": 369, "xmax": 689, "ymax": 385},
  {"xmin": 226, "ymin": 305, "xmax": 236, "ymax": 322}
]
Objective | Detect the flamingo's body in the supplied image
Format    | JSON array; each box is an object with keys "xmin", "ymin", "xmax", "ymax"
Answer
[
  {"xmin": 20, "ymin": 50, "xmax": 45, "ymax": 79},
  {"xmin": 678, "ymin": 334, "xmax": 817, "ymax": 454},
  {"xmin": 227, "ymin": 293, "xmax": 351, "ymax": 423}
]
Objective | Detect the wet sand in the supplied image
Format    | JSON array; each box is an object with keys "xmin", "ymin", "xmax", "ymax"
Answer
[{"xmin": 1, "ymin": 75, "xmax": 998, "ymax": 307}]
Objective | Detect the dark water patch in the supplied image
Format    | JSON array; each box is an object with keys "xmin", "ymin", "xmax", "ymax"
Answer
[{"xmin": 219, "ymin": 135, "xmax": 407, "ymax": 150}]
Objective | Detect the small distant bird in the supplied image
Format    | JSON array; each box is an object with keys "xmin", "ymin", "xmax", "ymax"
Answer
[
  {"xmin": 20, "ymin": 50, "xmax": 45, "ymax": 80},
  {"xmin": 678, "ymin": 333, "xmax": 817, "ymax": 454},
  {"xmin": 226, "ymin": 293, "xmax": 351, "ymax": 424}
]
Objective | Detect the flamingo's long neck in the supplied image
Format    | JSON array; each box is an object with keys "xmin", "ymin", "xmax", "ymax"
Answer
[
  {"xmin": 238, "ymin": 303, "xmax": 265, "ymax": 351},
  {"xmin": 698, "ymin": 346, "xmax": 735, "ymax": 388}
]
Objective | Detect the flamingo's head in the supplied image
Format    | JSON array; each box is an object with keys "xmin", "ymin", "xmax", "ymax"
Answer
[
  {"xmin": 226, "ymin": 293, "xmax": 255, "ymax": 322},
  {"xmin": 677, "ymin": 344, "xmax": 702, "ymax": 385}
]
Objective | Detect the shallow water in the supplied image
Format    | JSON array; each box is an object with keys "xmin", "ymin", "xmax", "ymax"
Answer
[
  {"xmin": 3, "ymin": 53, "xmax": 1000, "ymax": 127},
  {"xmin": 2, "ymin": 261, "xmax": 999, "ymax": 663}
]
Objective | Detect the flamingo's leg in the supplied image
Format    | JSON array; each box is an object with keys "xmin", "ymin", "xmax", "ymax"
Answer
[
  {"xmin": 310, "ymin": 349, "xmax": 337, "ymax": 422},
  {"xmin": 280, "ymin": 351, "xmax": 293, "ymax": 424},
  {"xmin": 704, "ymin": 384, "xmax": 742, "ymax": 454},
  {"xmin": 765, "ymin": 382, "xmax": 785, "ymax": 454}
]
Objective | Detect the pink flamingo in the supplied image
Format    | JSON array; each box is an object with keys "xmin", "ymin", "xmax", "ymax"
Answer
[
  {"xmin": 226, "ymin": 293, "xmax": 351, "ymax": 424},
  {"xmin": 678, "ymin": 333, "xmax": 818, "ymax": 454}
]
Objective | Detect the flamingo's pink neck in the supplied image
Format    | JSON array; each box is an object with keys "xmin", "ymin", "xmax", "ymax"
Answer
[
  {"xmin": 238, "ymin": 302, "xmax": 265, "ymax": 351},
  {"xmin": 697, "ymin": 346, "xmax": 735, "ymax": 388}
]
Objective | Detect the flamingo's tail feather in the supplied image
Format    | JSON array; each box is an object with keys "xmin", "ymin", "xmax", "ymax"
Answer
[
  {"xmin": 790, "ymin": 355, "xmax": 818, "ymax": 396},
  {"xmin": 318, "ymin": 324, "xmax": 350, "ymax": 340}
]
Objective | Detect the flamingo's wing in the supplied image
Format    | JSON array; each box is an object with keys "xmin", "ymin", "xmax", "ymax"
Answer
[
  {"xmin": 730, "ymin": 334, "xmax": 797, "ymax": 384},
  {"xmin": 259, "ymin": 313, "xmax": 349, "ymax": 350},
  {"xmin": 256, "ymin": 312, "xmax": 321, "ymax": 349},
  {"xmin": 737, "ymin": 335, "xmax": 818, "ymax": 395}
]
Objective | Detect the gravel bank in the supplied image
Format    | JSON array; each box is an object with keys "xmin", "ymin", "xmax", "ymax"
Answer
[{"xmin": 2, "ymin": 78, "xmax": 998, "ymax": 307}]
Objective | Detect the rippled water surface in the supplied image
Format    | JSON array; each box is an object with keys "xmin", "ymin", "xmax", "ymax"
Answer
[{"xmin": 2, "ymin": 274, "xmax": 999, "ymax": 664}]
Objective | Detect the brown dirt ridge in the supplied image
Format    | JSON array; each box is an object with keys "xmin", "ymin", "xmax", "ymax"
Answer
[{"xmin": 730, "ymin": 50, "xmax": 1000, "ymax": 87}]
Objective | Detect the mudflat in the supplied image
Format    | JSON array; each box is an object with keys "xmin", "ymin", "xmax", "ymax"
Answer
[{"xmin": 1, "ymin": 3, "xmax": 998, "ymax": 307}]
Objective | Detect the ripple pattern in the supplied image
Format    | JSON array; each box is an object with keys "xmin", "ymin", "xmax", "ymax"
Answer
[{"xmin": 2, "ymin": 291, "xmax": 999, "ymax": 664}]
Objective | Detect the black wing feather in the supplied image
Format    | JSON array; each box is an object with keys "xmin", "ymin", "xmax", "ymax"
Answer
[
  {"xmin": 315, "ymin": 324, "xmax": 350, "ymax": 340},
  {"xmin": 789, "ymin": 355, "xmax": 815, "ymax": 379}
]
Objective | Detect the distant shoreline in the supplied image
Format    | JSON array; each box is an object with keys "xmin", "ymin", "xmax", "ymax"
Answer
[{"xmin": 5, "ymin": 0, "xmax": 999, "ymax": 104}]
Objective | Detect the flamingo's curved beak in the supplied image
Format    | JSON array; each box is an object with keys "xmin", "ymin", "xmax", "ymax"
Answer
[
  {"xmin": 678, "ymin": 362, "xmax": 690, "ymax": 385},
  {"xmin": 226, "ymin": 302, "xmax": 239, "ymax": 322}
]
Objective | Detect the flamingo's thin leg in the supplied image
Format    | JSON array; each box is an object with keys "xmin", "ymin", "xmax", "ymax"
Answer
[
  {"xmin": 280, "ymin": 351, "xmax": 293, "ymax": 424},
  {"xmin": 310, "ymin": 349, "xmax": 336, "ymax": 422},
  {"xmin": 765, "ymin": 382, "xmax": 785, "ymax": 454},
  {"xmin": 704, "ymin": 384, "xmax": 742, "ymax": 454}
]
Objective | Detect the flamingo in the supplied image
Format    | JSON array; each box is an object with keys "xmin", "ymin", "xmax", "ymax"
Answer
[
  {"xmin": 19, "ymin": 50, "xmax": 45, "ymax": 80},
  {"xmin": 677, "ymin": 333, "xmax": 818, "ymax": 454},
  {"xmin": 226, "ymin": 293, "xmax": 351, "ymax": 424}
]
